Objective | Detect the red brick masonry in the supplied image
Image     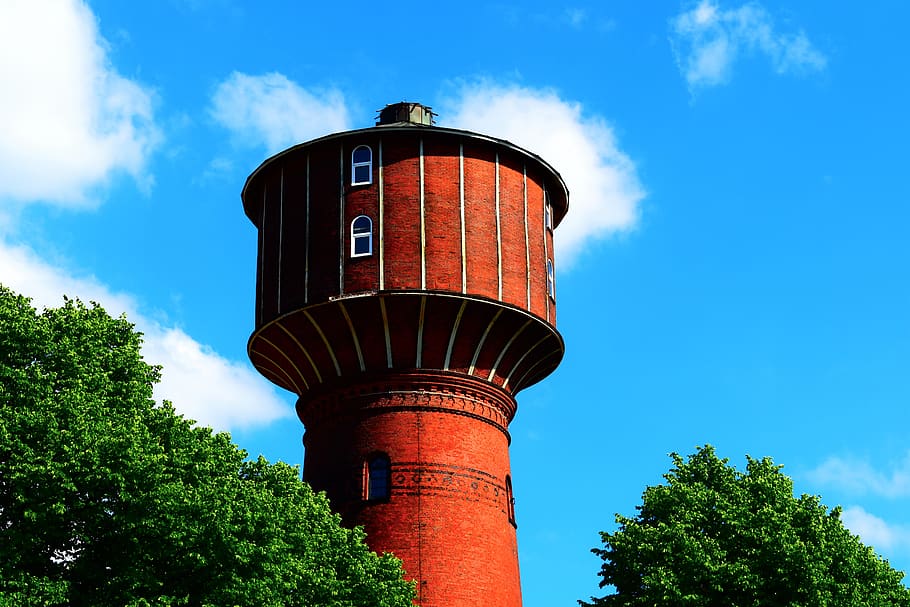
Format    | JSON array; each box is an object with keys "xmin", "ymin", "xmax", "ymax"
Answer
[{"xmin": 242, "ymin": 121, "xmax": 568, "ymax": 607}]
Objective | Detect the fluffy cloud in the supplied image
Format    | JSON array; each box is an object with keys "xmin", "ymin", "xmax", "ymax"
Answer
[
  {"xmin": 0, "ymin": 0, "xmax": 159, "ymax": 206},
  {"xmin": 841, "ymin": 506, "xmax": 910, "ymax": 553},
  {"xmin": 210, "ymin": 72, "xmax": 351, "ymax": 154},
  {"xmin": 0, "ymin": 1, "xmax": 287, "ymax": 432},
  {"xmin": 807, "ymin": 454, "xmax": 910, "ymax": 498},
  {"xmin": 441, "ymin": 82, "xmax": 644, "ymax": 266},
  {"xmin": 669, "ymin": 0, "xmax": 827, "ymax": 91},
  {"xmin": 0, "ymin": 240, "xmax": 291, "ymax": 432}
]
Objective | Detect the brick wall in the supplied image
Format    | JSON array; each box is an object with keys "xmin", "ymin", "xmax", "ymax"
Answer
[
  {"xmin": 241, "ymin": 124, "xmax": 569, "ymax": 607},
  {"xmin": 244, "ymin": 127, "xmax": 565, "ymax": 329}
]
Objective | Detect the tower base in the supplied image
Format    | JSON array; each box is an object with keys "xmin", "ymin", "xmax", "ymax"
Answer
[{"xmin": 299, "ymin": 372, "xmax": 522, "ymax": 607}]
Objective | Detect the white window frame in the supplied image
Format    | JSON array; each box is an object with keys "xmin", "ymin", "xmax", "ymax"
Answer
[
  {"xmin": 546, "ymin": 259, "xmax": 555, "ymax": 300},
  {"xmin": 351, "ymin": 145, "xmax": 372, "ymax": 186},
  {"xmin": 351, "ymin": 215, "xmax": 373, "ymax": 257},
  {"xmin": 544, "ymin": 190, "xmax": 553, "ymax": 231},
  {"xmin": 506, "ymin": 475, "xmax": 516, "ymax": 525}
]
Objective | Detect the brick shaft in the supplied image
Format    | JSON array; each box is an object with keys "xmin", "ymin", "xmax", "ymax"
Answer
[{"xmin": 300, "ymin": 373, "xmax": 520, "ymax": 607}]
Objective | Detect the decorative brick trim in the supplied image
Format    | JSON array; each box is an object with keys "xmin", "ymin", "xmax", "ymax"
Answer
[
  {"xmin": 390, "ymin": 462, "xmax": 509, "ymax": 510},
  {"xmin": 298, "ymin": 371, "xmax": 517, "ymax": 435}
]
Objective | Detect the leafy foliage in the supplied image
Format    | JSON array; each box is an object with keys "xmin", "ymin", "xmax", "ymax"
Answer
[
  {"xmin": 582, "ymin": 445, "xmax": 910, "ymax": 607},
  {"xmin": 0, "ymin": 286, "xmax": 415, "ymax": 607}
]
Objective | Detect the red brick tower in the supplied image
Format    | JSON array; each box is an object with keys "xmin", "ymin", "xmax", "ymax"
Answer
[{"xmin": 241, "ymin": 102, "xmax": 568, "ymax": 607}]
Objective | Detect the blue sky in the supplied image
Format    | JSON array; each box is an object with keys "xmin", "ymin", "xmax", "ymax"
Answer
[{"xmin": 2, "ymin": 1, "xmax": 908, "ymax": 604}]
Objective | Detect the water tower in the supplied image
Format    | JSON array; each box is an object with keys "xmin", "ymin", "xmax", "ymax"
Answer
[{"xmin": 241, "ymin": 102, "xmax": 568, "ymax": 607}]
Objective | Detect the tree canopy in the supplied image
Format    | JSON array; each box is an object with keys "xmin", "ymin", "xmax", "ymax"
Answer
[
  {"xmin": 0, "ymin": 286, "xmax": 415, "ymax": 607},
  {"xmin": 582, "ymin": 445, "xmax": 910, "ymax": 607}
]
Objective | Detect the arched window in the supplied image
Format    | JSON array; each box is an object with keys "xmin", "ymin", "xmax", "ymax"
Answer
[
  {"xmin": 546, "ymin": 259, "xmax": 555, "ymax": 300},
  {"xmin": 351, "ymin": 215, "xmax": 373, "ymax": 257},
  {"xmin": 366, "ymin": 453, "xmax": 391, "ymax": 500},
  {"xmin": 505, "ymin": 474, "xmax": 516, "ymax": 526},
  {"xmin": 352, "ymin": 145, "xmax": 372, "ymax": 185}
]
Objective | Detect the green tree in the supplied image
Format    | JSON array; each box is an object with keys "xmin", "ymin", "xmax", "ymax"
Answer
[
  {"xmin": 0, "ymin": 286, "xmax": 415, "ymax": 607},
  {"xmin": 582, "ymin": 445, "xmax": 910, "ymax": 607}
]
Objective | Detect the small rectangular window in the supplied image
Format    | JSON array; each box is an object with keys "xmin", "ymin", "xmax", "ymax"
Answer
[
  {"xmin": 367, "ymin": 455, "xmax": 391, "ymax": 500},
  {"xmin": 544, "ymin": 190, "xmax": 553, "ymax": 231},
  {"xmin": 546, "ymin": 259, "xmax": 555, "ymax": 301},
  {"xmin": 506, "ymin": 475, "xmax": 516, "ymax": 526},
  {"xmin": 353, "ymin": 164, "xmax": 371, "ymax": 185},
  {"xmin": 353, "ymin": 235, "xmax": 370, "ymax": 256}
]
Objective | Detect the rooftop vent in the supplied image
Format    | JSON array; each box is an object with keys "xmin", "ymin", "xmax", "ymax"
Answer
[{"xmin": 376, "ymin": 102, "xmax": 436, "ymax": 126}]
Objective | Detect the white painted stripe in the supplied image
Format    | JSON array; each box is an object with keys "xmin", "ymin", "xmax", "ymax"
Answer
[
  {"xmin": 416, "ymin": 295, "xmax": 426, "ymax": 367},
  {"xmin": 512, "ymin": 352, "xmax": 559, "ymax": 393},
  {"xmin": 255, "ymin": 362, "xmax": 297, "ymax": 394},
  {"xmin": 254, "ymin": 347, "xmax": 305, "ymax": 392},
  {"xmin": 276, "ymin": 320, "xmax": 322, "ymax": 383},
  {"xmin": 258, "ymin": 183, "xmax": 266, "ymax": 325},
  {"xmin": 378, "ymin": 139, "xmax": 385, "ymax": 290},
  {"xmin": 339, "ymin": 146, "xmax": 345, "ymax": 295},
  {"xmin": 419, "ymin": 138, "xmax": 426, "ymax": 290},
  {"xmin": 252, "ymin": 349, "xmax": 304, "ymax": 394},
  {"xmin": 495, "ymin": 153, "xmax": 502, "ymax": 301},
  {"xmin": 459, "ymin": 143, "xmax": 466, "ymax": 293},
  {"xmin": 468, "ymin": 308, "xmax": 503, "ymax": 375},
  {"xmin": 488, "ymin": 319, "xmax": 532, "ymax": 381},
  {"xmin": 502, "ymin": 334, "xmax": 551, "ymax": 390},
  {"xmin": 444, "ymin": 300, "xmax": 468, "ymax": 370},
  {"xmin": 278, "ymin": 166, "xmax": 284, "ymax": 314},
  {"xmin": 256, "ymin": 335, "xmax": 307, "ymax": 393},
  {"xmin": 305, "ymin": 155, "xmax": 310, "ymax": 304},
  {"xmin": 303, "ymin": 310, "xmax": 342, "ymax": 376},
  {"xmin": 523, "ymin": 165, "xmax": 531, "ymax": 310},
  {"xmin": 339, "ymin": 301, "xmax": 366, "ymax": 372},
  {"xmin": 542, "ymin": 185, "xmax": 550, "ymax": 323},
  {"xmin": 379, "ymin": 296, "xmax": 393, "ymax": 368}
]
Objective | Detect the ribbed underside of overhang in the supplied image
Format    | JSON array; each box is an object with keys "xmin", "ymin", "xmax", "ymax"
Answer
[{"xmin": 248, "ymin": 291, "xmax": 563, "ymax": 398}]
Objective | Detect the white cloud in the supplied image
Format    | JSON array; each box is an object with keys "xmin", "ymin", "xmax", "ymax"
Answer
[
  {"xmin": 0, "ymin": 239, "xmax": 291, "ymax": 432},
  {"xmin": 0, "ymin": 0, "xmax": 160, "ymax": 206},
  {"xmin": 807, "ymin": 454, "xmax": 910, "ymax": 498},
  {"xmin": 669, "ymin": 0, "xmax": 827, "ymax": 92},
  {"xmin": 841, "ymin": 506, "xmax": 910, "ymax": 553},
  {"xmin": 210, "ymin": 72, "xmax": 351, "ymax": 154},
  {"xmin": 0, "ymin": 0, "xmax": 283, "ymax": 434},
  {"xmin": 440, "ymin": 82, "xmax": 644, "ymax": 267}
]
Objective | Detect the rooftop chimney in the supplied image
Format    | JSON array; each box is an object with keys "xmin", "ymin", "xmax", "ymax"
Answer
[{"xmin": 376, "ymin": 102, "xmax": 436, "ymax": 126}]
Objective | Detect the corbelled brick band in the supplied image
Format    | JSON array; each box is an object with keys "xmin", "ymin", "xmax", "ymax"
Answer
[{"xmin": 298, "ymin": 371, "xmax": 517, "ymax": 434}]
